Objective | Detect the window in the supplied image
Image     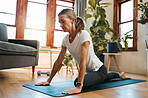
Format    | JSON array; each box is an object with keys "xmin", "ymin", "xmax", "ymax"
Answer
[
  {"xmin": 7, "ymin": 26, "xmax": 16, "ymax": 39},
  {"xmin": 54, "ymin": 31, "xmax": 68, "ymax": 47},
  {"xmin": 54, "ymin": 0, "xmax": 74, "ymax": 47},
  {"xmin": 26, "ymin": 1, "xmax": 47, "ymax": 30},
  {"xmin": 119, "ymin": 0, "xmax": 133, "ymax": 48},
  {"xmin": 24, "ymin": 0, "xmax": 48, "ymax": 46},
  {"xmin": 114, "ymin": 0, "xmax": 137, "ymax": 51},
  {"xmin": 55, "ymin": 0, "xmax": 73, "ymax": 30},
  {"xmin": 0, "ymin": 0, "xmax": 17, "ymax": 25},
  {"xmin": 25, "ymin": 29, "xmax": 47, "ymax": 46},
  {"xmin": 0, "ymin": 0, "xmax": 17, "ymax": 39},
  {"xmin": 0, "ymin": 0, "xmax": 75, "ymax": 47}
]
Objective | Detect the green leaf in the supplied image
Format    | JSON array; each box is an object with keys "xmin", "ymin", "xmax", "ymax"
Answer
[
  {"xmin": 99, "ymin": 8, "xmax": 106, "ymax": 14},
  {"xmin": 88, "ymin": 0, "xmax": 96, "ymax": 8},
  {"xmin": 117, "ymin": 41, "xmax": 122, "ymax": 51},
  {"xmin": 90, "ymin": 27, "xmax": 94, "ymax": 33},
  {"xmin": 140, "ymin": 0, "xmax": 143, "ymax": 3},
  {"xmin": 93, "ymin": 10, "xmax": 96, "ymax": 18},
  {"xmin": 96, "ymin": 14, "xmax": 101, "ymax": 21},
  {"xmin": 93, "ymin": 26, "xmax": 98, "ymax": 32},
  {"xmin": 91, "ymin": 20, "xmax": 98, "ymax": 26},
  {"xmin": 87, "ymin": 7, "xmax": 94, "ymax": 11},
  {"xmin": 124, "ymin": 29, "xmax": 134, "ymax": 35},
  {"xmin": 127, "ymin": 37, "xmax": 135, "ymax": 39},
  {"xmin": 100, "ymin": 3, "xmax": 112, "ymax": 6},
  {"xmin": 84, "ymin": 14, "xmax": 92, "ymax": 19},
  {"xmin": 133, "ymin": 8, "xmax": 137, "ymax": 10},
  {"xmin": 137, "ymin": 4, "xmax": 141, "ymax": 6},
  {"xmin": 124, "ymin": 40, "xmax": 128, "ymax": 50}
]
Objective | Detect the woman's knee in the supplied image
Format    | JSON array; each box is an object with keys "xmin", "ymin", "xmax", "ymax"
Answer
[{"xmin": 98, "ymin": 65, "xmax": 107, "ymax": 76}]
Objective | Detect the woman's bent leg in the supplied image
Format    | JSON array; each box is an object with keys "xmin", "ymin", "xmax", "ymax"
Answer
[{"xmin": 74, "ymin": 65, "xmax": 107, "ymax": 88}]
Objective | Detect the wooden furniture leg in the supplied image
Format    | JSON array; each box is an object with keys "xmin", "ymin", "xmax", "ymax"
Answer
[
  {"xmin": 50, "ymin": 51, "xmax": 52, "ymax": 69},
  {"xmin": 32, "ymin": 66, "xmax": 35, "ymax": 73},
  {"xmin": 70, "ymin": 65, "xmax": 74, "ymax": 75},
  {"xmin": 113, "ymin": 55, "xmax": 121, "ymax": 73},
  {"xmin": 107, "ymin": 55, "xmax": 112, "ymax": 73},
  {"xmin": 76, "ymin": 64, "xmax": 79, "ymax": 72},
  {"xmin": 66, "ymin": 65, "xmax": 68, "ymax": 74}
]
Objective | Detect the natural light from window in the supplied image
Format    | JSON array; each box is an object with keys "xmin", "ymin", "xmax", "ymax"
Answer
[
  {"xmin": 24, "ymin": 0, "xmax": 74, "ymax": 47},
  {"xmin": 121, "ymin": 0, "xmax": 133, "ymax": 22},
  {"xmin": 24, "ymin": 29, "xmax": 47, "ymax": 46},
  {"xmin": 54, "ymin": 1, "xmax": 73, "ymax": 47},
  {"xmin": 7, "ymin": 26, "xmax": 16, "ymax": 39},
  {"xmin": 28, "ymin": 0, "xmax": 47, "ymax": 4},
  {"xmin": 0, "ymin": 0, "xmax": 17, "ymax": 25},
  {"xmin": 54, "ymin": 31, "xmax": 68, "ymax": 47},
  {"xmin": 26, "ymin": 2, "xmax": 47, "ymax": 30},
  {"xmin": 120, "ymin": 0, "xmax": 133, "ymax": 48},
  {"xmin": 25, "ymin": 0, "xmax": 47, "ymax": 46},
  {"xmin": 120, "ymin": 22, "xmax": 133, "ymax": 48}
]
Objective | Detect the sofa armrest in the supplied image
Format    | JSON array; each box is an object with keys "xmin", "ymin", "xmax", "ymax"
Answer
[{"xmin": 8, "ymin": 39, "xmax": 40, "ymax": 51}]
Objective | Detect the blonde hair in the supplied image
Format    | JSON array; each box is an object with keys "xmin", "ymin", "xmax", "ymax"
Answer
[{"xmin": 58, "ymin": 9, "xmax": 85, "ymax": 32}]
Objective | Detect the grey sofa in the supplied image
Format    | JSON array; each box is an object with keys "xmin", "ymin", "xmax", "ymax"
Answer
[{"xmin": 0, "ymin": 23, "xmax": 39, "ymax": 73}]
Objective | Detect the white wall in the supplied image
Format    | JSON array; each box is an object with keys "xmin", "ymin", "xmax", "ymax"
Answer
[{"xmin": 86, "ymin": 0, "xmax": 148, "ymax": 75}]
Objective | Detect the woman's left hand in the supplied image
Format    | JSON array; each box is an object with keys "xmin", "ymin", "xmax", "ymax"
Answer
[{"xmin": 62, "ymin": 87, "xmax": 82, "ymax": 94}]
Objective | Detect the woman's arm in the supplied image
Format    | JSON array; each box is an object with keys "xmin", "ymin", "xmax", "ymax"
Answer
[
  {"xmin": 35, "ymin": 46, "xmax": 67, "ymax": 86},
  {"xmin": 47, "ymin": 46, "xmax": 67, "ymax": 83},
  {"xmin": 76, "ymin": 41, "xmax": 89, "ymax": 88},
  {"xmin": 62, "ymin": 41, "xmax": 90, "ymax": 94}
]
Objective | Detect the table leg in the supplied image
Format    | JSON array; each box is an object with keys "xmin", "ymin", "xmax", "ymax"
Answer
[
  {"xmin": 70, "ymin": 65, "xmax": 74, "ymax": 75},
  {"xmin": 76, "ymin": 64, "xmax": 79, "ymax": 72},
  {"xmin": 50, "ymin": 51, "xmax": 52, "ymax": 69},
  {"xmin": 113, "ymin": 55, "xmax": 121, "ymax": 73},
  {"xmin": 107, "ymin": 56, "xmax": 112, "ymax": 73}
]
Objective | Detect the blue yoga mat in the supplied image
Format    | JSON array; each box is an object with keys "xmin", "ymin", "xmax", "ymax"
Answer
[{"xmin": 23, "ymin": 78, "xmax": 146, "ymax": 97}]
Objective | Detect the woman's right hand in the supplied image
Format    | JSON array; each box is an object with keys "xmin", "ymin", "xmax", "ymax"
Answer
[{"xmin": 35, "ymin": 81, "xmax": 50, "ymax": 86}]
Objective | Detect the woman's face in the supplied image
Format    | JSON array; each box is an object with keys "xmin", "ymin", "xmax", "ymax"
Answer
[{"xmin": 59, "ymin": 14, "xmax": 74, "ymax": 32}]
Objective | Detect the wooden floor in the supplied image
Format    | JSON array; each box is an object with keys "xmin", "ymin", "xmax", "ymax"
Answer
[{"xmin": 0, "ymin": 68, "xmax": 148, "ymax": 98}]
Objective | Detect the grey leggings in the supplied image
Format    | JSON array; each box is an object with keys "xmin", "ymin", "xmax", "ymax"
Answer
[{"xmin": 74, "ymin": 65, "xmax": 120, "ymax": 88}]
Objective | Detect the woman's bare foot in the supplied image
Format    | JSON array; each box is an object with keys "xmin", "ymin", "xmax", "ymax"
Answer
[{"xmin": 119, "ymin": 72, "xmax": 131, "ymax": 80}]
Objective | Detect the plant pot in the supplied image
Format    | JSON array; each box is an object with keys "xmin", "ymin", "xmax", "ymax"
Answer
[{"xmin": 107, "ymin": 42, "xmax": 118, "ymax": 53}]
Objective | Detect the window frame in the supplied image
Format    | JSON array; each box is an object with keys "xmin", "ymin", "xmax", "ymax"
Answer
[
  {"xmin": 52, "ymin": 0, "xmax": 74, "ymax": 47},
  {"xmin": 114, "ymin": 0, "xmax": 138, "ymax": 51},
  {"xmin": 0, "ymin": 0, "xmax": 75, "ymax": 47},
  {"xmin": 55, "ymin": 0, "xmax": 74, "ymax": 32},
  {"xmin": 0, "ymin": 0, "xmax": 17, "ymax": 26},
  {"xmin": 25, "ymin": 0, "xmax": 48, "ymax": 31}
]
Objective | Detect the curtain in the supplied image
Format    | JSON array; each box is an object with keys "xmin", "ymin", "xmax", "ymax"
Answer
[{"xmin": 74, "ymin": 0, "xmax": 87, "ymax": 19}]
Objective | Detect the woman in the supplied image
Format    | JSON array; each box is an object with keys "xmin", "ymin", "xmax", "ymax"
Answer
[{"xmin": 35, "ymin": 9, "xmax": 130, "ymax": 94}]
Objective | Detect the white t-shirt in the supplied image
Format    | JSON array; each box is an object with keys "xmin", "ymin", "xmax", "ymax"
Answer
[{"xmin": 62, "ymin": 30, "xmax": 103, "ymax": 72}]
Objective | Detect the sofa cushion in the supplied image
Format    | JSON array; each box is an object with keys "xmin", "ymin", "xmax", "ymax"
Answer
[
  {"xmin": 0, "ymin": 23, "xmax": 8, "ymax": 42},
  {"xmin": 0, "ymin": 41, "xmax": 37, "ymax": 56}
]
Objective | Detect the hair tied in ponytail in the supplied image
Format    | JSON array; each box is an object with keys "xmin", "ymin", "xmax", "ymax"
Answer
[{"xmin": 75, "ymin": 16, "xmax": 85, "ymax": 32}]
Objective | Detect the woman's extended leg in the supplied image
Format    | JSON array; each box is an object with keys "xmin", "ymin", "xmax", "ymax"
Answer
[
  {"xmin": 74, "ymin": 65, "xmax": 107, "ymax": 88},
  {"xmin": 105, "ymin": 72, "xmax": 131, "ymax": 82},
  {"xmin": 119, "ymin": 72, "xmax": 131, "ymax": 79}
]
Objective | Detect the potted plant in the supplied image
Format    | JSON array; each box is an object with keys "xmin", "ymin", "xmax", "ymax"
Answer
[
  {"xmin": 106, "ymin": 32, "xmax": 122, "ymax": 53},
  {"xmin": 62, "ymin": 53, "xmax": 79, "ymax": 74},
  {"xmin": 135, "ymin": 0, "xmax": 148, "ymax": 24},
  {"xmin": 110, "ymin": 29, "xmax": 137, "ymax": 51},
  {"xmin": 84, "ymin": 0, "xmax": 114, "ymax": 62}
]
